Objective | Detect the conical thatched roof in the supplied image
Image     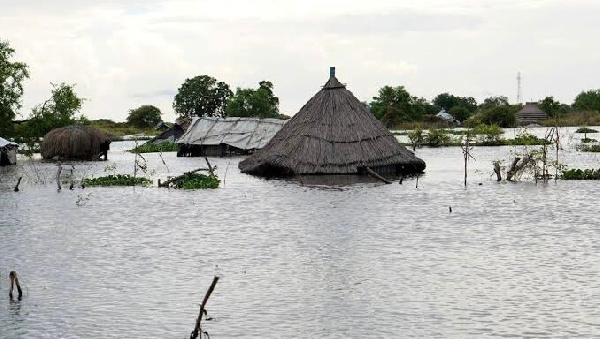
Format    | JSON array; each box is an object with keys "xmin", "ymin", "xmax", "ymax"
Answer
[
  {"xmin": 517, "ymin": 102, "xmax": 548, "ymax": 124},
  {"xmin": 41, "ymin": 126, "xmax": 111, "ymax": 160},
  {"xmin": 239, "ymin": 70, "xmax": 426, "ymax": 176}
]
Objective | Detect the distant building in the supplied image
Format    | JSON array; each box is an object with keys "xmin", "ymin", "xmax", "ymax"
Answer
[
  {"xmin": 436, "ymin": 109, "xmax": 456, "ymax": 122},
  {"xmin": 517, "ymin": 102, "xmax": 548, "ymax": 125}
]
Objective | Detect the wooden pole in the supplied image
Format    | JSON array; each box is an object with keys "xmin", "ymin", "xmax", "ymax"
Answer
[
  {"xmin": 190, "ymin": 276, "xmax": 219, "ymax": 339},
  {"xmin": 56, "ymin": 164, "xmax": 62, "ymax": 190},
  {"xmin": 9, "ymin": 271, "xmax": 23, "ymax": 300},
  {"xmin": 14, "ymin": 176, "xmax": 22, "ymax": 192},
  {"xmin": 494, "ymin": 162, "xmax": 502, "ymax": 181},
  {"xmin": 364, "ymin": 167, "xmax": 392, "ymax": 184}
]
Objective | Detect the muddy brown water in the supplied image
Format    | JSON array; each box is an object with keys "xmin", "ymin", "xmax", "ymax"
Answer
[{"xmin": 1, "ymin": 127, "xmax": 600, "ymax": 338}]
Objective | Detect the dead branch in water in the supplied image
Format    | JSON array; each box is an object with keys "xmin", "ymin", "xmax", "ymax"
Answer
[
  {"xmin": 9, "ymin": 271, "xmax": 23, "ymax": 300},
  {"xmin": 364, "ymin": 166, "xmax": 392, "ymax": 184},
  {"xmin": 14, "ymin": 177, "xmax": 22, "ymax": 192},
  {"xmin": 190, "ymin": 276, "xmax": 219, "ymax": 339}
]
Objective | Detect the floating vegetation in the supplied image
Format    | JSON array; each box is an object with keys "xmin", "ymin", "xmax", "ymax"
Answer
[
  {"xmin": 581, "ymin": 137, "xmax": 598, "ymax": 143},
  {"xmin": 577, "ymin": 144, "xmax": 600, "ymax": 152},
  {"xmin": 506, "ymin": 133, "xmax": 550, "ymax": 146},
  {"xmin": 561, "ymin": 168, "xmax": 600, "ymax": 180},
  {"xmin": 83, "ymin": 174, "xmax": 153, "ymax": 187},
  {"xmin": 575, "ymin": 127, "xmax": 598, "ymax": 134},
  {"xmin": 168, "ymin": 173, "xmax": 220, "ymax": 189},
  {"xmin": 128, "ymin": 142, "xmax": 178, "ymax": 153}
]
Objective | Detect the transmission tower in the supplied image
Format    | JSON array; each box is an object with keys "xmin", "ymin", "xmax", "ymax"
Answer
[{"xmin": 516, "ymin": 72, "xmax": 522, "ymax": 104}]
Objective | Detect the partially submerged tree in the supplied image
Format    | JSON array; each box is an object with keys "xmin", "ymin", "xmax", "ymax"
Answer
[
  {"xmin": 26, "ymin": 82, "xmax": 85, "ymax": 137},
  {"xmin": 0, "ymin": 40, "xmax": 29, "ymax": 136},
  {"xmin": 573, "ymin": 89, "xmax": 600, "ymax": 112},
  {"xmin": 127, "ymin": 104, "xmax": 162, "ymax": 128},
  {"xmin": 173, "ymin": 75, "xmax": 232, "ymax": 118},
  {"xmin": 225, "ymin": 80, "xmax": 280, "ymax": 118}
]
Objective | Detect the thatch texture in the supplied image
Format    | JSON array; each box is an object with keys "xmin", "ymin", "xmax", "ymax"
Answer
[
  {"xmin": 0, "ymin": 136, "xmax": 18, "ymax": 166},
  {"xmin": 518, "ymin": 102, "xmax": 548, "ymax": 124},
  {"xmin": 41, "ymin": 126, "xmax": 111, "ymax": 160},
  {"xmin": 239, "ymin": 74, "xmax": 426, "ymax": 176}
]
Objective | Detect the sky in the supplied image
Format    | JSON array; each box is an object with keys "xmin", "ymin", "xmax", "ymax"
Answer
[{"xmin": 2, "ymin": 0, "xmax": 600, "ymax": 122}]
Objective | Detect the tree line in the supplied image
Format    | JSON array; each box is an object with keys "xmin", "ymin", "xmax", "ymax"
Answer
[{"xmin": 3, "ymin": 38, "xmax": 600, "ymax": 139}]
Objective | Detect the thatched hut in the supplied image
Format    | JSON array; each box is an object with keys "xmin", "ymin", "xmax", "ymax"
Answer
[
  {"xmin": 177, "ymin": 117, "xmax": 286, "ymax": 157},
  {"xmin": 0, "ymin": 136, "xmax": 18, "ymax": 166},
  {"xmin": 239, "ymin": 68, "xmax": 426, "ymax": 177},
  {"xmin": 41, "ymin": 126, "xmax": 111, "ymax": 160},
  {"xmin": 518, "ymin": 102, "xmax": 548, "ymax": 125}
]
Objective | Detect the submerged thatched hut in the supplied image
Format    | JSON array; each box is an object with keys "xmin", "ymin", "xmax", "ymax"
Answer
[
  {"xmin": 517, "ymin": 102, "xmax": 548, "ymax": 125},
  {"xmin": 239, "ymin": 68, "xmax": 426, "ymax": 177},
  {"xmin": 41, "ymin": 126, "xmax": 111, "ymax": 161},
  {"xmin": 0, "ymin": 136, "xmax": 18, "ymax": 166}
]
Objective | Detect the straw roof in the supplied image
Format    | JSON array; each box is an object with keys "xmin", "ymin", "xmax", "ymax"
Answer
[
  {"xmin": 41, "ymin": 126, "xmax": 111, "ymax": 160},
  {"xmin": 518, "ymin": 102, "xmax": 548, "ymax": 123},
  {"xmin": 239, "ymin": 71, "xmax": 426, "ymax": 176}
]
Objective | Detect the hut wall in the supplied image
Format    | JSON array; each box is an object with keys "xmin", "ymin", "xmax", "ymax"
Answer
[{"xmin": 0, "ymin": 147, "xmax": 17, "ymax": 166}]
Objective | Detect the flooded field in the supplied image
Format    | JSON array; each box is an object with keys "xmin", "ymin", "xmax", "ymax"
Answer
[{"xmin": 2, "ymin": 127, "xmax": 600, "ymax": 338}]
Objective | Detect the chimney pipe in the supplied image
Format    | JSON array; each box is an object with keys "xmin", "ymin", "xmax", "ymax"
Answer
[{"xmin": 330, "ymin": 66, "xmax": 335, "ymax": 78}]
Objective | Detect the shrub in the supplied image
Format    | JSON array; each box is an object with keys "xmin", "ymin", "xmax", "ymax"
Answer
[
  {"xmin": 84, "ymin": 174, "xmax": 152, "ymax": 187},
  {"xmin": 426, "ymin": 128, "xmax": 452, "ymax": 147},
  {"xmin": 575, "ymin": 127, "xmax": 598, "ymax": 133},
  {"xmin": 561, "ymin": 168, "xmax": 600, "ymax": 180},
  {"xmin": 169, "ymin": 173, "xmax": 220, "ymax": 189},
  {"xmin": 129, "ymin": 142, "xmax": 178, "ymax": 153}
]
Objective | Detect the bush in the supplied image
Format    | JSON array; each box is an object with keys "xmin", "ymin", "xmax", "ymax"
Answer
[
  {"xmin": 561, "ymin": 168, "xmax": 600, "ymax": 180},
  {"xmin": 575, "ymin": 127, "xmax": 598, "ymax": 133},
  {"xmin": 426, "ymin": 128, "xmax": 452, "ymax": 147},
  {"xmin": 508, "ymin": 132, "xmax": 550, "ymax": 146},
  {"xmin": 129, "ymin": 142, "xmax": 178, "ymax": 153},
  {"xmin": 578, "ymin": 144, "xmax": 600, "ymax": 152},
  {"xmin": 407, "ymin": 127, "xmax": 424, "ymax": 150},
  {"xmin": 83, "ymin": 174, "xmax": 152, "ymax": 187},
  {"xmin": 169, "ymin": 173, "xmax": 220, "ymax": 189}
]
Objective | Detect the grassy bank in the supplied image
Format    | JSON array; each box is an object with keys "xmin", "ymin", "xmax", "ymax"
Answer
[{"xmin": 83, "ymin": 120, "xmax": 160, "ymax": 141}]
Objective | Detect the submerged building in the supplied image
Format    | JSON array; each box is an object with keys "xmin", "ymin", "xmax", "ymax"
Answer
[
  {"xmin": 0, "ymin": 136, "xmax": 18, "ymax": 166},
  {"xmin": 517, "ymin": 102, "xmax": 548, "ymax": 125},
  {"xmin": 239, "ymin": 67, "xmax": 426, "ymax": 177},
  {"xmin": 177, "ymin": 117, "xmax": 286, "ymax": 157}
]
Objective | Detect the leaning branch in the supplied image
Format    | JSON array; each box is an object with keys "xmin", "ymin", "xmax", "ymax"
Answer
[
  {"xmin": 190, "ymin": 276, "xmax": 220, "ymax": 339},
  {"xmin": 364, "ymin": 167, "xmax": 392, "ymax": 184},
  {"xmin": 159, "ymin": 167, "xmax": 210, "ymax": 187}
]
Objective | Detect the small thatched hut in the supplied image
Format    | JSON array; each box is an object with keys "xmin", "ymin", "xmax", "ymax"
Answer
[
  {"xmin": 518, "ymin": 102, "xmax": 548, "ymax": 125},
  {"xmin": 41, "ymin": 126, "xmax": 111, "ymax": 161},
  {"xmin": 239, "ymin": 68, "xmax": 426, "ymax": 177},
  {"xmin": 0, "ymin": 136, "xmax": 18, "ymax": 166}
]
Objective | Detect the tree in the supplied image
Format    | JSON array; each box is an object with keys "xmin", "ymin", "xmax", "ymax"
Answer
[
  {"xmin": 480, "ymin": 96, "xmax": 509, "ymax": 109},
  {"xmin": 0, "ymin": 40, "xmax": 29, "ymax": 136},
  {"xmin": 476, "ymin": 105, "xmax": 518, "ymax": 127},
  {"xmin": 539, "ymin": 96, "xmax": 564, "ymax": 117},
  {"xmin": 173, "ymin": 75, "xmax": 232, "ymax": 118},
  {"xmin": 369, "ymin": 86, "xmax": 424, "ymax": 127},
  {"xmin": 449, "ymin": 105, "xmax": 471, "ymax": 122},
  {"xmin": 432, "ymin": 92, "xmax": 478, "ymax": 113},
  {"xmin": 27, "ymin": 83, "xmax": 85, "ymax": 137},
  {"xmin": 127, "ymin": 105, "xmax": 162, "ymax": 128},
  {"xmin": 225, "ymin": 80, "xmax": 280, "ymax": 118},
  {"xmin": 573, "ymin": 89, "xmax": 600, "ymax": 112}
]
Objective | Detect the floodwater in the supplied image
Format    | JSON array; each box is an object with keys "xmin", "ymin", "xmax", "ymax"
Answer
[{"xmin": 1, "ymin": 127, "xmax": 600, "ymax": 338}]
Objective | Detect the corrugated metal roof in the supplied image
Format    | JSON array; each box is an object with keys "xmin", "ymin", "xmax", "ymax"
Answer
[{"xmin": 177, "ymin": 117, "xmax": 286, "ymax": 150}]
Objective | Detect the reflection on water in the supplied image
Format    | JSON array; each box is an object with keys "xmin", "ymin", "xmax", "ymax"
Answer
[{"xmin": 1, "ymin": 128, "xmax": 600, "ymax": 338}]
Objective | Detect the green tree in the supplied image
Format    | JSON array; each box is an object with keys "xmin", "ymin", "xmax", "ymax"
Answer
[
  {"xmin": 127, "ymin": 105, "xmax": 162, "ymax": 128},
  {"xmin": 225, "ymin": 80, "xmax": 280, "ymax": 118},
  {"xmin": 480, "ymin": 96, "xmax": 509, "ymax": 109},
  {"xmin": 432, "ymin": 92, "xmax": 478, "ymax": 113},
  {"xmin": 370, "ymin": 86, "xmax": 424, "ymax": 127},
  {"xmin": 476, "ymin": 105, "xmax": 518, "ymax": 127},
  {"xmin": 573, "ymin": 89, "xmax": 600, "ymax": 112},
  {"xmin": 173, "ymin": 75, "xmax": 232, "ymax": 118},
  {"xmin": 449, "ymin": 106, "xmax": 471, "ymax": 122},
  {"xmin": 0, "ymin": 40, "xmax": 29, "ymax": 136},
  {"xmin": 539, "ymin": 96, "xmax": 565, "ymax": 117},
  {"xmin": 27, "ymin": 82, "xmax": 85, "ymax": 137}
]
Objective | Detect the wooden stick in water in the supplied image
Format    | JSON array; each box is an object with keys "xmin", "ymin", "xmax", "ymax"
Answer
[
  {"xmin": 190, "ymin": 276, "xmax": 219, "ymax": 339},
  {"xmin": 9, "ymin": 271, "xmax": 23, "ymax": 300},
  {"xmin": 14, "ymin": 176, "xmax": 22, "ymax": 192},
  {"xmin": 364, "ymin": 166, "xmax": 392, "ymax": 184}
]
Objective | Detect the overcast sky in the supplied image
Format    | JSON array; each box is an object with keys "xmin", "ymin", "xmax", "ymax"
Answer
[{"xmin": 2, "ymin": 0, "xmax": 600, "ymax": 122}]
